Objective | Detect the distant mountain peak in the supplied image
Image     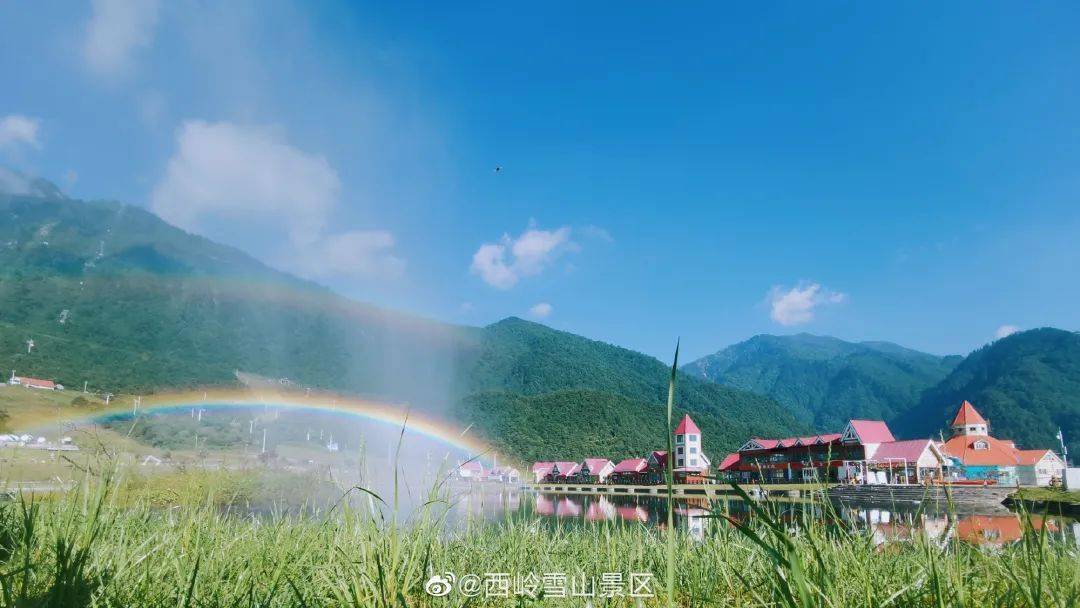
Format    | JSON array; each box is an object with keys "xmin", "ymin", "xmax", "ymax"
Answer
[
  {"xmin": 683, "ymin": 333, "xmax": 960, "ymax": 431},
  {"xmin": 0, "ymin": 166, "xmax": 66, "ymax": 200}
]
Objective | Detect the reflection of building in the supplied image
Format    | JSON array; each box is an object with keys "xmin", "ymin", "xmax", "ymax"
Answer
[
  {"xmin": 941, "ymin": 401, "xmax": 1065, "ymax": 487},
  {"xmin": 955, "ymin": 515, "xmax": 1057, "ymax": 548},
  {"xmin": 555, "ymin": 497, "xmax": 582, "ymax": 517}
]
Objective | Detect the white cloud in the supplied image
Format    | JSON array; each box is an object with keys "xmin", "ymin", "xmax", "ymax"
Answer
[
  {"xmin": 152, "ymin": 120, "xmax": 339, "ymax": 244},
  {"xmin": 294, "ymin": 230, "xmax": 405, "ymax": 280},
  {"xmin": 767, "ymin": 282, "xmax": 846, "ymax": 326},
  {"xmin": 151, "ymin": 120, "xmax": 403, "ymax": 280},
  {"xmin": 83, "ymin": 0, "xmax": 161, "ymax": 79},
  {"xmin": 528, "ymin": 302, "xmax": 553, "ymax": 319},
  {"xmin": 994, "ymin": 325, "xmax": 1020, "ymax": 339},
  {"xmin": 0, "ymin": 115, "xmax": 41, "ymax": 152},
  {"xmin": 470, "ymin": 224, "xmax": 575, "ymax": 289}
]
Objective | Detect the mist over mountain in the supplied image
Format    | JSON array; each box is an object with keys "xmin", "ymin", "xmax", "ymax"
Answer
[
  {"xmin": 683, "ymin": 333, "xmax": 961, "ymax": 431},
  {"xmin": 0, "ymin": 188, "xmax": 804, "ymax": 460}
]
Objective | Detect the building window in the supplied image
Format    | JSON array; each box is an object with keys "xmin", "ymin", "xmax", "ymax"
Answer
[
  {"xmin": 676, "ymin": 435, "xmax": 683, "ymax": 444},
  {"xmin": 676, "ymin": 447, "xmax": 683, "ymax": 455},
  {"xmin": 677, "ymin": 458, "xmax": 684, "ymax": 467},
  {"xmin": 974, "ymin": 440, "xmax": 989, "ymax": 450},
  {"xmin": 690, "ymin": 458, "xmax": 697, "ymax": 466},
  {"xmin": 689, "ymin": 435, "xmax": 697, "ymax": 442},
  {"xmin": 689, "ymin": 447, "xmax": 697, "ymax": 454}
]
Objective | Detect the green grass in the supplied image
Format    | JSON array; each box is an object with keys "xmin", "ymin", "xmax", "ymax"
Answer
[
  {"xmin": 0, "ymin": 471, "xmax": 1077, "ymax": 607},
  {"xmin": 1014, "ymin": 487, "xmax": 1080, "ymax": 505}
]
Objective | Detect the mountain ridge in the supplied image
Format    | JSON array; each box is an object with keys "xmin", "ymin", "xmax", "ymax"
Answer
[
  {"xmin": 682, "ymin": 333, "xmax": 960, "ymax": 431},
  {"xmin": 0, "ymin": 190, "xmax": 806, "ymax": 460}
]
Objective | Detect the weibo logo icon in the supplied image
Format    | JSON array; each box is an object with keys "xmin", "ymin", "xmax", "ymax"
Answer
[{"xmin": 424, "ymin": 573, "xmax": 455, "ymax": 597}]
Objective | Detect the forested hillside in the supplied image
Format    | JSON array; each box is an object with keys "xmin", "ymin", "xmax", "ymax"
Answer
[
  {"xmin": 456, "ymin": 319, "xmax": 805, "ymax": 461},
  {"xmin": 683, "ymin": 334, "xmax": 959, "ymax": 430},
  {"xmin": 896, "ymin": 328, "xmax": 1079, "ymax": 458},
  {"xmin": 0, "ymin": 189, "xmax": 805, "ymax": 457}
]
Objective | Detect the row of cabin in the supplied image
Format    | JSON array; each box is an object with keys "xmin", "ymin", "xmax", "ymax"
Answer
[
  {"xmin": 455, "ymin": 461, "xmax": 521, "ymax": 484},
  {"xmin": 531, "ymin": 415, "xmax": 714, "ymax": 485},
  {"xmin": 6, "ymin": 371, "xmax": 63, "ymax": 391},
  {"xmin": 717, "ymin": 401, "xmax": 1067, "ymax": 487}
]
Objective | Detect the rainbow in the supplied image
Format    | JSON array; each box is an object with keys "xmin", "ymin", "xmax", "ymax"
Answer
[{"xmin": 12, "ymin": 387, "xmax": 496, "ymax": 462}]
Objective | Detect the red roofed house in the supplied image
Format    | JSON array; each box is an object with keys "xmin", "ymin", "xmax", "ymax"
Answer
[
  {"xmin": 1017, "ymin": 450, "xmax": 1066, "ymax": 487},
  {"xmin": 729, "ymin": 419, "xmax": 943, "ymax": 484},
  {"xmin": 9, "ymin": 373, "xmax": 61, "ymax": 391},
  {"xmin": 553, "ymin": 461, "xmax": 582, "ymax": 480},
  {"xmin": 610, "ymin": 458, "xmax": 648, "ymax": 484},
  {"xmin": 580, "ymin": 458, "xmax": 616, "ymax": 483},
  {"xmin": 717, "ymin": 453, "xmax": 741, "ymax": 472},
  {"xmin": 531, "ymin": 462, "xmax": 556, "ymax": 483},
  {"xmin": 456, "ymin": 460, "xmax": 485, "ymax": 480},
  {"xmin": 940, "ymin": 401, "xmax": 1065, "ymax": 486}
]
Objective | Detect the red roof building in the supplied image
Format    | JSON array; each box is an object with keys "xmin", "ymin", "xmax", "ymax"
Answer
[
  {"xmin": 940, "ymin": 401, "xmax": 1064, "ymax": 486},
  {"xmin": 674, "ymin": 414, "xmax": 701, "ymax": 435},
  {"xmin": 952, "ymin": 400, "xmax": 987, "ymax": 426}
]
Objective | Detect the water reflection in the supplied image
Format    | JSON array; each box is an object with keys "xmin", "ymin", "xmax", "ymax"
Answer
[{"xmin": 451, "ymin": 487, "xmax": 1077, "ymax": 547}]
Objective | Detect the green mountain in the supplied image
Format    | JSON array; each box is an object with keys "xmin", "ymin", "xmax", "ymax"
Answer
[
  {"xmin": 897, "ymin": 328, "xmax": 1080, "ymax": 458},
  {"xmin": 0, "ymin": 188, "xmax": 804, "ymax": 461},
  {"xmin": 456, "ymin": 318, "xmax": 805, "ymax": 461},
  {"xmin": 683, "ymin": 334, "xmax": 961, "ymax": 431}
]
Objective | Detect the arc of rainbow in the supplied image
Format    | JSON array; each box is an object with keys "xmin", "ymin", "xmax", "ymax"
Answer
[{"xmin": 9, "ymin": 388, "xmax": 498, "ymax": 464}]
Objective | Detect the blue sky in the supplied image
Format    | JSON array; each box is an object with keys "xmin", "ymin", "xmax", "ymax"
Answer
[{"xmin": 2, "ymin": 2, "xmax": 1079, "ymax": 361}]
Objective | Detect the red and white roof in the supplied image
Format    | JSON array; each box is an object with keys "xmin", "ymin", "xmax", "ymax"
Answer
[
  {"xmin": 582, "ymin": 458, "xmax": 614, "ymax": 474},
  {"xmin": 843, "ymin": 420, "xmax": 896, "ymax": 444},
  {"xmin": 717, "ymin": 453, "xmax": 741, "ymax": 471},
  {"xmin": 554, "ymin": 461, "xmax": 581, "ymax": 477},
  {"xmin": 941, "ymin": 434, "xmax": 1021, "ymax": 466},
  {"xmin": 952, "ymin": 400, "xmax": 988, "ymax": 426},
  {"xmin": 458, "ymin": 460, "xmax": 484, "ymax": 473},
  {"xmin": 612, "ymin": 458, "xmax": 648, "ymax": 473},
  {"xmin": 869, "ymin": 439, "xmax": 939, "ymax": 463},
  {"xmin": 674, "ymin": 414, "xmax": 701, "ymax": 435}
]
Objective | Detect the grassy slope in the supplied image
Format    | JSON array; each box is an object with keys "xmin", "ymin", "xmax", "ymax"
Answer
[{"xmin": 683, "ymin": 333, "xmax": 961, "ymax": 430}]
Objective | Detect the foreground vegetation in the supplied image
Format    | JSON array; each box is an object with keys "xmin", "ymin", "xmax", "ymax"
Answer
[{"xmin": 0, "ymin": 471, "xmax": 1076, "ymax": 607}]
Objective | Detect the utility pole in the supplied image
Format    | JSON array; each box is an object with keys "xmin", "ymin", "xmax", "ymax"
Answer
[
  {"xmin": 1058, "ymin": 428, "xmax": 1069, "ymax": 465},
  {"xmin": 26, "ymin": 339, "xmax": 34, "ymax": 354},
  {"xmin": 83, "ymin": 381, "xmax": 87, "ymax": 393},
  {"xmin": 103, "ymin": 393, "xmax": 112, "ymax": 406},
  {"xmin": 261, "ymin": 428, "xmax": 267, "ymax": 454},
  {"xmin": 249, "ymin": 419, "xmax": 254, "ymax": 435}
]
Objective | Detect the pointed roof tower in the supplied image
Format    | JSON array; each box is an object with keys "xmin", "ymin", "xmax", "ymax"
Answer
[
  {"xmin": 950, "ymin": 401, "xmax": 989, "ymax": 436},
  {"xmin": 674, "ymin": 414, "xmax": 700, "ymax": 435}
]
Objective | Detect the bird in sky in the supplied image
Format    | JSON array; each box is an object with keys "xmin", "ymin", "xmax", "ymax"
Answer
[{"xmin": 494, "ymin": 166, "xmax": 502, "ymax": 174}]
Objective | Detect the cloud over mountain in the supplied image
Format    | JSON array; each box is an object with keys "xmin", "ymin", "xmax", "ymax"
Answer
[
  {"xmin": 471, "ymin": 224, "xmax": 576, "ymax": 289},
  {"xmin": 151, "ymin": 120, "xmax": 403, "ymax": 280},
  {"xmin": 767, "ymin": 282, "xmax": 846, "ymax": 326}
]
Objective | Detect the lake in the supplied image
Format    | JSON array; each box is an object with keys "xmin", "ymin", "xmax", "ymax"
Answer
[{"xmin": 447, "ymin": 486, "xmax": 1080, "ymax": 547}]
